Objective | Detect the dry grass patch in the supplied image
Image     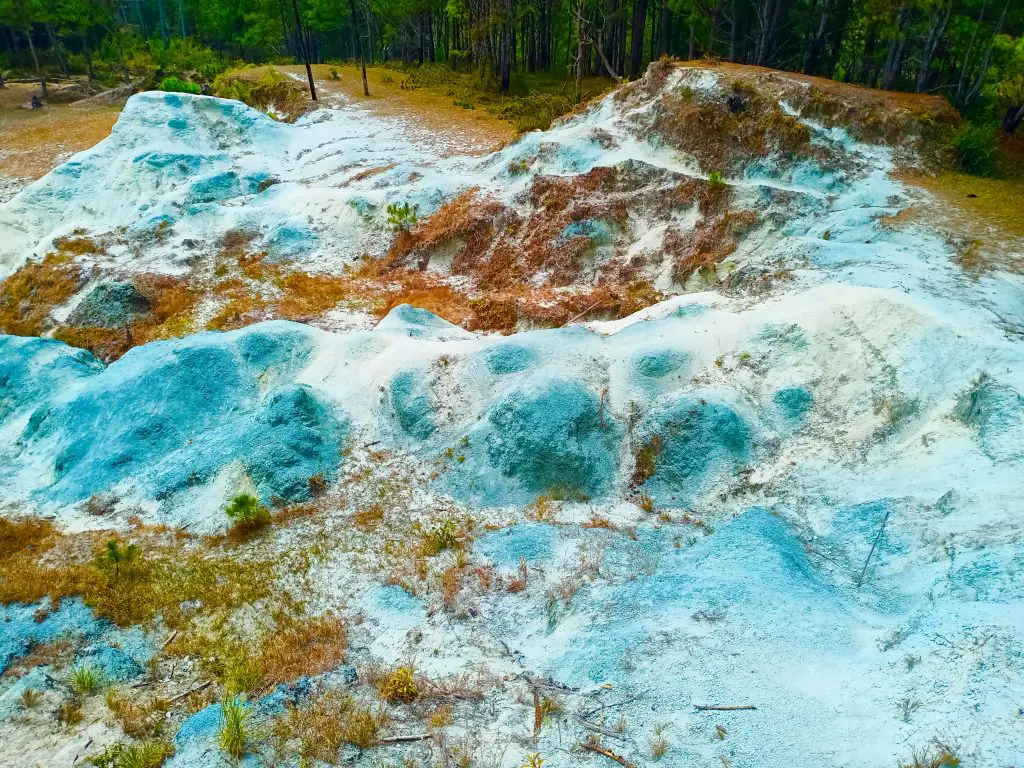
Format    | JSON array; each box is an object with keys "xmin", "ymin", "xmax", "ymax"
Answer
[
  {"xmin": 0, "ymin": 253, "xmax": 85, "ymax": 336},
  {"xmin": 104, "ymin": 688, "xmax": 172, "ymax": 739},
  {"xmin": 0, "ymin": 522, "xmax": 275, "ymax": 628},
  {"xmin": 2, "ymin": 637, "xmax": 76, "ymax": 679},
  {"xmin": 273, "ymin": 689, "xmax": 387, "ymax": 760},
  {"xmin": 0, "ymin": 93, "xmax": 119, "ymax": 181},
  {"xmin": 893, "ymin": 170, "xmax": 1024, "ymax": 275},
  {"xmin": 258, "ymin": 612, "xmax": 347, "ymax": 688}
]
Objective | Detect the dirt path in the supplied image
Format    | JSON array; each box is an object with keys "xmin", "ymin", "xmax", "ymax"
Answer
[
  {"xmin": 275, "ymin": 64, "xmax": 516, "ymax": 156},
  {"xmin": 0, "ymin": 82, "xmax": 121, "ymax": 202}
]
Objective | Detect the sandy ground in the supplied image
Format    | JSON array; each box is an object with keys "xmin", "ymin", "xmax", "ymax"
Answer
[
  {"xmin": 0, "ymin": 83, "xmax": 122, "ymax": 202},
  {"xmin": 276, "ymin": 63, "xmax": 517, "ymax": 155}
]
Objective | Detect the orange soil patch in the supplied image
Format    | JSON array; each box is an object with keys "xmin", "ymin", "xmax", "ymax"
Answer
[{"xmin": 672, "ymin": 59, "xmax": 959, "ymax": 149}]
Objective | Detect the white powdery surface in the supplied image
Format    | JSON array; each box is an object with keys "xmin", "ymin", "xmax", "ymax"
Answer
[{"xmin": 0, "ymin": 67, "xmax": 1023, "ymax": 767}]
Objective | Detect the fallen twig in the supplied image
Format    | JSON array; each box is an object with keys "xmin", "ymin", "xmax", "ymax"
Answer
[
  {"xmin": 580, "ymin": 742, "xmax": 636, "ymax": 768},
  {"xmin": 856, "ymin": 506, "xmax": 892, "ymax": 588},
  {"xmin": 575, "ymin": 717, "xmax": 626, "ymax": 740},
  {"xmin": 579, "ymin": 694, "xmax": 641, "ymax": 719},
  {"xmin": 161, "ymin": 630, "xmax": 179, "ymax": 649},
  {"xmin": 376, "ymin": 733, "xmax": 432, "ymax": 744},
  {"xmin": 168, "ymin": 680, "xmax": 212, "ymax": 704},
  {"xmin": 693, "ymin": 704, "xmax": 757, "ymax": 711}
]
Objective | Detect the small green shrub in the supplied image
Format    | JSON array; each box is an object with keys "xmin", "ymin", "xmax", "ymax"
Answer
[
  {"xmin": 69, "ymin": 664, "xmax": 104, "ymax": 695},
  {"xmin": 418, "ymin": 518, "xmax": 460, "ymax": 556},
  {"xmin": 386, "ymin": 202, "xmax": 419, "ymax": 231},
  {"xmin": 219, "ymin": 694, "xmax": 254, "ymax": 759},
  {"xmin": 223, "ymin": 653, "xmax": 262, "ymax": 694},
  {"xmin": 707, "ymin": 171, "xmax": 726, "ymax": 189},
  {"xmin": 96, "ymin": 539, "xmax": 140, "ymax": 579},
  {"xmin": 224, "ymin": 493, "xmax": 270, "ymax": 530},
  {"xmin": 88, "ymin": 740, "xmax": 174, "ymax": 768},
  {"xmin": 949, "ymin": 123, "xmax": 1000, "ymax": 176},
  {"xmin": 159, "ymin": 76, "xmax": 202, "ymax": 95}
]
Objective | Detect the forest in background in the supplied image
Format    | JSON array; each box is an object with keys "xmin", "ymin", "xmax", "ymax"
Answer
[{"xmin": 0, "ymin": 0, "xmax": 1023, "ymax": 145}]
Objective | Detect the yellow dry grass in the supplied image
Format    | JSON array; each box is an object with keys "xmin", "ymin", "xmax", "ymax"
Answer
[
  {"xmin": 0, "ymin": 84, "xmax": 119, "ymax": 180},
  {"xmin": 276, "ymin": 64, "xmax": 515, "ymax": 154},
  {"xmin": 892, "ymin": 170, "xmax": 1024, "ymax": 275}
]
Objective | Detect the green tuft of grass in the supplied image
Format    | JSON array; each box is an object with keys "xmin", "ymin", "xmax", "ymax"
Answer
[
  {"xmin": 69, "ymin": 664, "xmax": 104, "ymax": 695},
  {"xmin": 87, "ymin": 739, "xmax": 174, "ymax": 768},
  {"xmin": 219, "ymin": 694, "xmax": 255, "ymax": 759}
]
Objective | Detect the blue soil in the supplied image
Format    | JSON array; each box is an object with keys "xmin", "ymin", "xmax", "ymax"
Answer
[
  {"xmin": 633, "ymin": 349, "xmax": 687, "ymax": 379},
  {"xmin": 377, "ymin": 303, "xmax": 465, "ymax": 338},
  {"xmin": 483, "ymin": 344, "xmax": 536, "ymax": 375},
  {"xmin": 0, "ymin": 336, "xmax": 103, "ymax": 425},
  {"xmin": 462, "ymin": 378, "xmax": 618, "ymax": 503},
  {"xmin": 0, "ymin": 599, "xmax": 152, "ymax": 681},
  {"xmin": 0, "ymin": 599, "xmax": 102, "ymax": 675},
  {"xmin": 8, "ymin": 322, "xmax": 348, "ymax": 506},
  {"xmin": 954, "ymin": 373, "xmax": 1024, "ymax": 461},
  {"xmin": 266, "ymin": 222, "xmax": 318, "ymax": 258},
  {"xmin": 773, "ymin": 385, "xmax": 813, "ymax": 422},
  {"xmin": 67, "ymin": 282, "xmax": 152, "ymax": 328},
  {"xmin": 476, "ymin": 524, "xmax": 560, "ymax": 567},
  {"xmin": 390, "ymin": 369, "xmax": 436, "ymax": 439},
  {"xmin": 948, "ymin": 552, "xmax": 1024, "ymax": 603},
  {"xmin": 637, "ymin": 396, "xmax": 751, "ymax": 504},
  {"xmin": 547, "ymin": 507, "xmax": 842, "ymax": 685},
  {"xmin": 168, "ymin": 685, "xmax": 313, "ymax": 767}
]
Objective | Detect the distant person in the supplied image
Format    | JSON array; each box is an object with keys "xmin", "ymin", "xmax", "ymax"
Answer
[
  {"xmin": 200, "ymin": 83, "xmax": 211, "ymax": 96},
  {"xmin": 30, "ymin": 94, "xmax": 43, "ymax": 109}
]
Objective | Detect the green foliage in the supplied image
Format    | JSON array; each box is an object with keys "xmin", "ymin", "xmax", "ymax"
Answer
[
  {"xmin": 386, "ymin": 202, "xmax": 419, "ymax": 231},
  {"xmin": 150, "ymin": 38, "xmax": 227, "ymax": 81},
  {"xmin": 224, "ymin": 493, "xmax": 270, "ymax": 529},
  {"xmin": 418, "ymin": 517, "xmax": 460, "ymax": 555},
  {"xmin": 949, "ymin": 123, "xmax": 1001, "ymax": 177},
  {"xmin": 212, "ymin": 68, "xmax": 309, "ymax": 121},
  {"xmin": 219, "ymin": 694, "xmax": 255, "ymax": 759},
  {"xmin": 69, "ymin": 663, "xmax": 105, "ymax": 695},
  {"xmin": 223, "ymin": 652, "xmax": 263, "ymax": 694},
  {"xmin": 159, "ymin": 76, "xmax": 201, "ymax": 94},
  {"xmin": 707, "ymin": 171, "xmax": 726, "ymax": 189},
  {"xmin": 96, "ymin": 539, "xmax": 140, "ymax": 579},
  {"xmin": 87, "ymin": 740, "xmax": 174, "ymax": 768}
]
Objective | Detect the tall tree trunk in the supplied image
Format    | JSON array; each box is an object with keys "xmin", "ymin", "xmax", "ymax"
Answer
[
  {"xmin": 880, "ymin": 7, "xmax": 910, "ymax": 91},
  {"xmin": 574, "ymin": 0, "xmax": 584, "ymax": 101},
  {"xmin": 24, "ymin": 28, "xmax": 46, "ymax": 98},
  {"xmin": 347, "ymin": 0, "xmax": 369, "ymax": 95},
  {"xmin": 1002, "ymin": 103, "xmax": 1024, "ymax": 135},
  {"xmin": 955, "ymin": 0, "xmax": 987, "ymax": 105},
  {"xmin": 156, "ymin": 0, "xmax": 168, "ymax": 47},
  {"xmin": 962, "ymin": 0, "xmax": 1009, "ymax": 109},
  {"xmin": 178, "ymin": 0, "xmax": 187, "ymax": 37},
  {"xmin": 804, "ymin": 0, "xmax": 831, "ymax": 75},
  {"xmin": 728, "ymin": 0, "xmax": 738, "ymax": 61},
  {"xmin": 915, "ymin": 0, "xmax": 950, "ymax": 92},
  {"xmin": 45, "ymin": 24, "xmax": 69, "ymax": 77},
  {"xmin": 290, "ymin": 0, "xmax": 318, "ymax": 100},
  {"xmin": 629, "ymin": 0, "xmax": 647, "ymax": 77}
]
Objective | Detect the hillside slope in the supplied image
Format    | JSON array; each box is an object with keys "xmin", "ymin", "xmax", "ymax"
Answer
[{"xmin": 0, "ymin": 62, "xmax": 1021, "ymax": 768}]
